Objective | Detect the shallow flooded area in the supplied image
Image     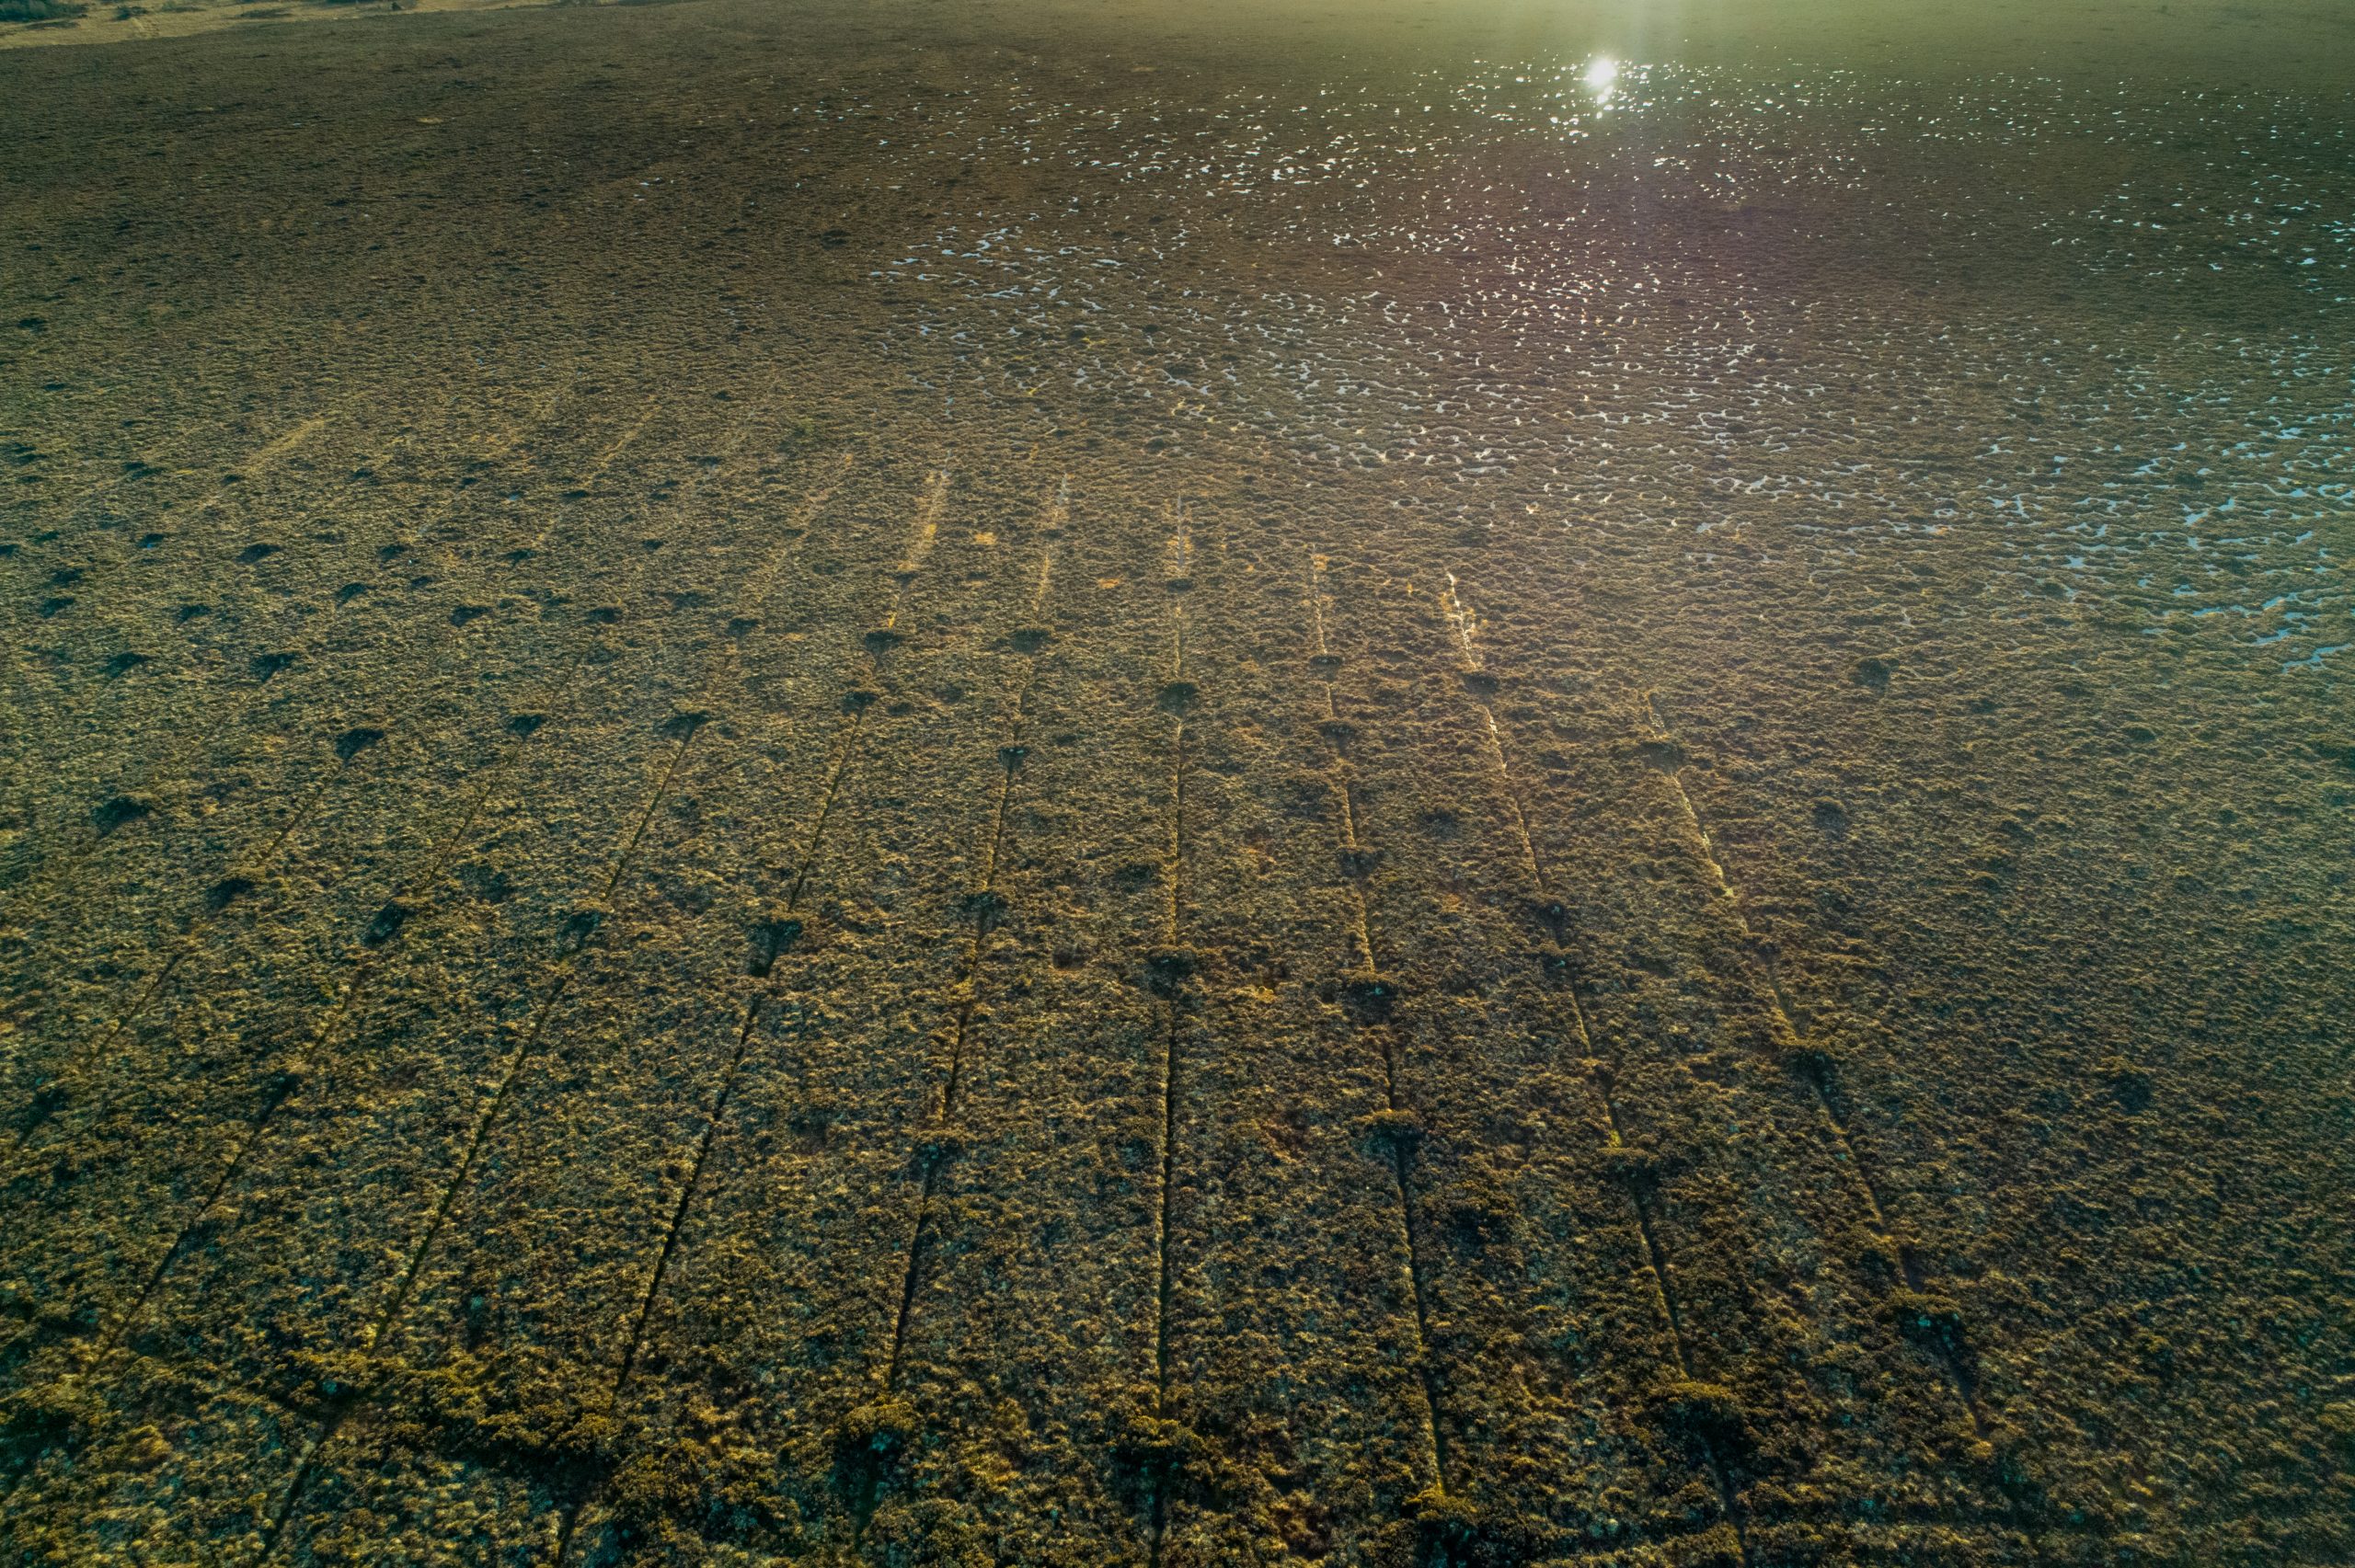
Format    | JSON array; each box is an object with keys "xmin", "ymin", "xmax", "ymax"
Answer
[{"xmin": 2, "ymin": 0, "xmax": 2350, "ymax": 1562}]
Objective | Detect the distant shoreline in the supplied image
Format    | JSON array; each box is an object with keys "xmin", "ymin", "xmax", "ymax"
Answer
[
  {"xmin": 9, "ymin": 0, "xmax": 2355, "ymax": 99},
  {"xmin": 2, "ymin": 0, "xmax": 583, "ymax": 52}
]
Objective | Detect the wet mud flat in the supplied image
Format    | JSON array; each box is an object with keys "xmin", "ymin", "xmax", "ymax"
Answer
[{"xmin": 2, "ymin": 0, "xmax": 2350, "ymax": 1562}]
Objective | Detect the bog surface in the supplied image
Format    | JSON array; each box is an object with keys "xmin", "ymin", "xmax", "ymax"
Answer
[{"xmin": 1, "ymin": 1, "xmax": 2349, "ymax": 1563}]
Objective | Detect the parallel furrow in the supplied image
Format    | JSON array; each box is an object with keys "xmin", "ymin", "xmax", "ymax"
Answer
[
  {"xmin": 1143, "ymin": 498, "xmax": 1196, "ymax": 1568},
  {"xmin": 0, "ymin": 416, "xmax": 803, "ymax": 1378},
  {"xmin": 251, "ymin": 719, "xmax": 703, "ymax": 1561},
  {"xmin": 532, "ymin": 462, "xmax": 961, "ymax": 1566},
  {"xmin": 1635, "ymin": 688, "xmax": 2011, "ymax": 1442},
  {"xmin": 1436, "ymin": 570, "xmax": 1756, "ymax": 1568},
  {"xmin": 1303, "ymin": 550, "xmax": 1453, "ymax": 1497},
  {"xmin": 0, "ymin": 394, "xmax": 653, "ymax": 1118},
  {"xmin": 876, "ymin": 504, "xmax": 1063, "ymax": 1393},
  {"xmin": 244, "ymin": 439, "xmax": 858, "ymax": 1562}
]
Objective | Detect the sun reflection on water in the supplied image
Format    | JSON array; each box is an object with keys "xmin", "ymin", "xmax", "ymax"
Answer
[{"xmin": 1582, "ymin": 54, "xmax": 1619, "ymax": 106}]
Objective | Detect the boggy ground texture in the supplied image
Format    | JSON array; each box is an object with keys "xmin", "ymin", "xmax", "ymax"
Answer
[{"xmin": 1, "ymin": 0, "xmax": 2351, "ymax": 1563}]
